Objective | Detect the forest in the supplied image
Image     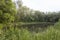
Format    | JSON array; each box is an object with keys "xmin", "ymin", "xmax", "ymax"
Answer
[{"xmin": 0, "ymin": 0, "xmax": 60, "ymax": 40}]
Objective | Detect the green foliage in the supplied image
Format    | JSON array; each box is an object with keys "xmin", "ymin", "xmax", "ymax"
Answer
[
  {"xmin": 53, "ymin": 20, "xmax": 60, "ymax": 30},
  {"xmin": 0, "ymin": 0, "xmax": 16, "ymax": 23},
  {"xmin": 0, "ymin": 24, "xmax": 4, "ymax": 29},
  {"xmin": 0, "ymin": 0, "xmax": 60, "ymax": 40},
  {"xmin": 0, "ymin": 21, "xmax": 60, "ymax": 40}
]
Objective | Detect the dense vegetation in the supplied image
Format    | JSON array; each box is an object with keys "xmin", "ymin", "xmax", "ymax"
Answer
[
  {"xmin": 0, "ymin": 21, "xmax": 60, "ymax": 40},
  {"xmin": 0, "ymin": 0, "xmax": 16, "ymax": 23},
  {"xmin": 0, "ymin": 0, "xmax": 60, "ymax": 40}
]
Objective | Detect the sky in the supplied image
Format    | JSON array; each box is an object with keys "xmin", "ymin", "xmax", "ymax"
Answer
[{"xmin": 22, "ymin": 0, "xmax": 60, "ymax": 12}]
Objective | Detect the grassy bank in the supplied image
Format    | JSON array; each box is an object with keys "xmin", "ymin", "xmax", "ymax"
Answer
[{"xmin": 0, "ymin": 21, "xmax": 60, "ymax": 40}]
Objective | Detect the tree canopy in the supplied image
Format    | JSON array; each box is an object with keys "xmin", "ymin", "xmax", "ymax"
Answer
[{"xmin": 0, "ymin": 0, "xmax": 16, "ymax": 23}]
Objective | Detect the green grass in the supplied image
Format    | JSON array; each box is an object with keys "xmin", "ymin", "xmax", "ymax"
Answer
[{"xmin": 0, "ymin": 21, "xmax": 60, "ymax": 40}]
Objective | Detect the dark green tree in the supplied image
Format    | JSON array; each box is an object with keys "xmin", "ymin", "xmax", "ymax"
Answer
[{"xmin": 0, "ymin": 0, "xmax": 16, "ymax": 23}]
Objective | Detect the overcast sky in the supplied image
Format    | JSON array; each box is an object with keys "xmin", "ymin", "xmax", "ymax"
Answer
[{"xmin": 22, "ymin": 0, "xmax": 60, "ymax": 12}]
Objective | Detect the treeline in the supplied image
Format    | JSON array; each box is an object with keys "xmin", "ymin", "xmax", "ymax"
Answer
[
  {"xmin": 14, "ymin": 0, "xmax": 60, "ymax": 23},
  {"xmin": 16, "ymin": 10, "xmax": 60, "ymax": 22}
]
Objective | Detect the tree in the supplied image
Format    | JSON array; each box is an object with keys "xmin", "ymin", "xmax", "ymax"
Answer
[
  {"xmin": 15, "ymin": 0, "xmax": 31, "ymax": 22},
  {"xmin": 0, "ymin": 0, "xmax": 16, "ymax": 23}
]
